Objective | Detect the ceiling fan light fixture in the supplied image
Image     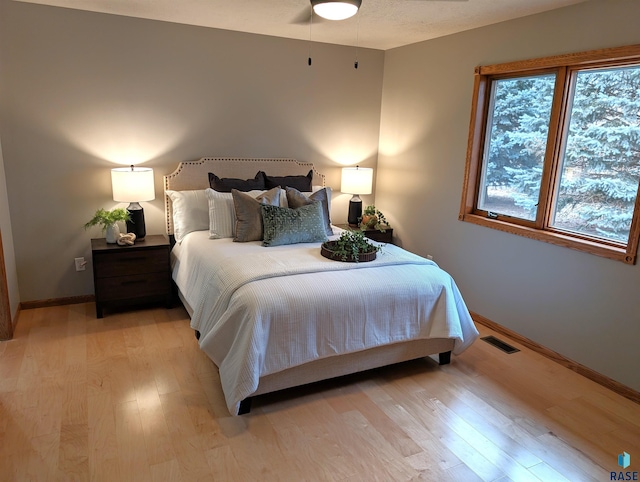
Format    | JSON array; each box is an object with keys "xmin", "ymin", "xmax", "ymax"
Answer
[{"xmin": 311, "ymin": 0, "xmax": 362, "ymax": 21}]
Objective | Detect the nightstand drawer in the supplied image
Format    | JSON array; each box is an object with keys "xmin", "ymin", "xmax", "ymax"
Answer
[
  {"xmin": 363, "ymin": 229, "xmax": 393, "ymax": 243},
  {"xmin": 336, "ymin": 224, "xmax": 394, "ymax": 244},
  {"xmin": 95, "ymin": 273, "xmax": 170, "ymax": 302},
  {"xmin": 93, "ymin": 248, "xmax": 167, "ymax": 278}
]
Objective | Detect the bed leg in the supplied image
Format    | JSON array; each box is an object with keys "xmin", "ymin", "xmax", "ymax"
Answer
[
  {"xmin": 238, "ymin": 397, "xmax": 252, "ymax": 415},
  {"xmin": 439, "ymin": 351, "xmax": 452, "ymax": 365},
  {"xmin": 195, "ymin": 330, "xmax": 200, "ymax": 340}
]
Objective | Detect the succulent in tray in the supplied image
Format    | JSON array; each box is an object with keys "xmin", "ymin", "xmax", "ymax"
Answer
[{"xmin": 321, "ymin": 230, "xmax": 381, "ymax": 263}]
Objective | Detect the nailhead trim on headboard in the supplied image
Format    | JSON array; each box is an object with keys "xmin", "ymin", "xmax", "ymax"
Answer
[{"xmin": 163, "ymin": 157, "xmax": 326, "ymax": 235}]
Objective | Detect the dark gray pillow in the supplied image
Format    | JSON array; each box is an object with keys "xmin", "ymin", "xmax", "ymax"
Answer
[
  {"xmin": 259, "ymin": 170, "xmax": 313, "ymax": 191},
  {"xmin": 232, "ymin": 187, "xmax": 281, "ymax": 242},
  {"xmin": 285, "ymin": 187, "xmax": 332, "ymax": 236},
  {"xmin": 208, "ymin": 172, "xmax": 265, "ymax": 192},
  {"xmin": 261, "ymin": 202, "xmax": 328, "ymax": 247}
]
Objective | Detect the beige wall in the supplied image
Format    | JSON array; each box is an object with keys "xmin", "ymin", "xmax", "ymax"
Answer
[
  {"xmin": 0, "ymin": 0, "xmax": 384, "ymax": 302},
  {"xmin": 0, "ymin": 138, "xmax": 20, "ymax": 321},
  {"xmin": 377, "ymin": 0, "xmax": 640, "ymax": 391}
]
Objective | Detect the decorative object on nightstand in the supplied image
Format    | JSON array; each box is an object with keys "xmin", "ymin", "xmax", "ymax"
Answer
[
  {"xmin": 111, "ymin": 165, "xmax": 155, "ymax": 240},
  {"xmin": 84, "ymin": 207, "xmax": 131, "ymax": 244},
  {"xmin": 336, "ymin": 205, "xmax": 393, "ymax": 243},
  {"xmin": 91, "ymin": 234, "xmax": 171, "ymax": 318},
  {"xmin": 360, "ymin": 205, "xmax": 390, "ymax": 231},
  {"xmin": 341, "ymin": 166, "xmax": 373, "ymax": 226}
]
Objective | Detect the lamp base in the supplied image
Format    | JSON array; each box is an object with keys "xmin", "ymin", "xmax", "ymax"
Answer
[
  {"xmin": 347, "ymin": 195, "xmax": 362, "ymax": 227},
  {"xmin": 126, "ymin": 202, "xmax": 146, "ymax": 240}
]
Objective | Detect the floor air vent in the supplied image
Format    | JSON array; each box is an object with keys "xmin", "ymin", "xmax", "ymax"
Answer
[{"xmin": 481, "ymin": 335, "xmax": 520, "ymax": 354}]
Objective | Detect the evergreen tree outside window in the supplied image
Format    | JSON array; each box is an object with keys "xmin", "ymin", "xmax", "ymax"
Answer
[
  {"xmin": 479, "ymin": 74, "xmax": 556, "ymax": 221},
  {"xmin": 460, "ymin": 44, "xmax": 640, "ymax": 264},
  {"xmin": 552, "ymin": 66, "xmax": 640, "ymax": 244}
]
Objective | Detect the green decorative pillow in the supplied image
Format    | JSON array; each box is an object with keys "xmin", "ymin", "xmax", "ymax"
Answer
[
  {"xmin": 232, "ymin": 187, "xmax": 281, "ymax": 242},
  {"xmin": 285, "ymin": 187, "xmax": 333, "ymax": 236},
  {"xmin": 261, "ymin": 202, "xmax": 328, "ymax": 247}
]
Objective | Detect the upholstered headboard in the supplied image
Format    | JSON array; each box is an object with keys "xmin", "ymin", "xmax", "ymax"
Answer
[{"xmin": 163, "ymin": 157, "xmax": 325, "ymax": 235}]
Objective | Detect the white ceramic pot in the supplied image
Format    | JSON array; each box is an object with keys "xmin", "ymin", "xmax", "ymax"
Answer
[{"xmin": 105, "ymin": 223, "xmax": 120, "ymax": 244}]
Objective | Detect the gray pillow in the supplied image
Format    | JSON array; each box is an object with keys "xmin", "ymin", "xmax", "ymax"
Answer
[
  {"xmin": 232, "ymin": 187, "xmax": 282, "ymax": 242},
  {"xmin": 261, "ymin": 202, "xmax": 328, "ymax": 247},
  {"xmin": 285, "ymin": 187, "xmax": 333, "ymax": 236}
]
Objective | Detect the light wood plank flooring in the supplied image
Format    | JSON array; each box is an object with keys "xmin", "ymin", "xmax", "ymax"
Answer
[{"xmin": 0, "ymin": 303, "xmax": 638, "ymax": 481}]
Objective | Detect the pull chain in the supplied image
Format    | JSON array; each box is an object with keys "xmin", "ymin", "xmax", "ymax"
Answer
[
  {"xmin": 308, "ymin": 7, "xmax": 313, "ymax": 66},
  {"xmin": 354, "ymin": 14, "xmax": 359, "ymax": 69}
]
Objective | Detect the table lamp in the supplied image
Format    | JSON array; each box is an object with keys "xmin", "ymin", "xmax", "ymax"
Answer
[
  {"xmin": 341, "ymin": 166, "xmax": 373, "ymax": 226},
  {"xmin": 111, "ymin": 165, "xmax": 155, "ymax": 240}
]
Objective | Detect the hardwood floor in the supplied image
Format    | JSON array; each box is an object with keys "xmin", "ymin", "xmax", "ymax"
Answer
[{"xmin": 0, "ymin": 303, "xmax": 638, "ymax": 481}]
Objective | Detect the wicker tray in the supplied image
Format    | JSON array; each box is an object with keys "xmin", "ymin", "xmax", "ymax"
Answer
[{"xmin": 320, "ymin": 243, "xmax": 377, "ymax": 263}]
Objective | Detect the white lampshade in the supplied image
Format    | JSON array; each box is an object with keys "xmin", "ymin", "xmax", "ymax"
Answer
[
  {"xmin": 341, "ymin": 167, "xmax": 373, "ymax": 195},
  {"xmin": 312, "ymin": 0, "xmax": 361, "ymax": 20},
  {"xmin": 111, "ymin": 166, "xmax": 155, "ymax": 203}
]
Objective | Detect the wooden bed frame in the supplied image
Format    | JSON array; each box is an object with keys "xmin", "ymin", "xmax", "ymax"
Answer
[{"xmin": 164, "ymin": 157, "xmax": 455, "ymax": 414}]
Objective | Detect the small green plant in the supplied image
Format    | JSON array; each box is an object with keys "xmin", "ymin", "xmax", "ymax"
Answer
[
  {"xmin": 322, "ymin": 230, "xmax": 381, "ymax": 262},
  {"xmin": 84, "ymin": 208, "xmax": 130, "ymax": 232},
  {"xmin": 360, "ymin": 205, "xmax": 390, "ymax": 232}
]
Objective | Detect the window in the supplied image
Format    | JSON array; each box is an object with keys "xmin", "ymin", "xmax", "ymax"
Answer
[{"xmin": 460, "ymin": 45, "xmax": 640, "ymax": 264}]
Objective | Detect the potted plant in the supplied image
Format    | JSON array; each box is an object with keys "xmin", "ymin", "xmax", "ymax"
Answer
[
  {"xmin": 360, "ymin": 205, "xmax": 390, "ymax": 232},
  {"xmin": 84, "ymin": 208, "xmax": 131, "ymax": 244},
  {"xmin": 321, "ymin": 230, "xmax": 381, "ymax": 263}
]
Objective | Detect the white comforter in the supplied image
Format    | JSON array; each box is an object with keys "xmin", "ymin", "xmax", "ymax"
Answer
[{"xmin": 172, "ymin": 230, "xmax": 479, "ymax": 415}]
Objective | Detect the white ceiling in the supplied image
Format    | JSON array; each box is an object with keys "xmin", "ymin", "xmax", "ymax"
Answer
[{"xmin": 16, "ymin": 0, "xmax": 586, "ymax": 50}]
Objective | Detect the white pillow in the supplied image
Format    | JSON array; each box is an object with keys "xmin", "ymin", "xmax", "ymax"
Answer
[
  {"xmin": 205, "ymin": 188, "xmax": 286, "ymax": 239},
  {"xmin": 166, "ymin": 190, "xmax": 209, "ymax": 243},
  {"xmin": 205, "ymin": 188, "xmax": 235, "ymax": 239}
]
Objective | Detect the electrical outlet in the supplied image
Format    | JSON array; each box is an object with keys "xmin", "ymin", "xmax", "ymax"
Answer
[{"xmin": 74, "ymin": 257, "xmax": 86, "ymax": 271}]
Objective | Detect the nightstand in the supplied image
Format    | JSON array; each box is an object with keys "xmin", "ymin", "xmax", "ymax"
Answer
[
  {"xmin": 91, "ymin": 234, "xmax": 171, "ymax": 318},
  {"xmin": 336, "ymin": 224, "xmax": 394, "ymax": 244}
]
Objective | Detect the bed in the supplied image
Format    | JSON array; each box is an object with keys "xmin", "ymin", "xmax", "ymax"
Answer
[{"xmin": 165, "ymin": 157, "xmax": 479, "ymax": 415}]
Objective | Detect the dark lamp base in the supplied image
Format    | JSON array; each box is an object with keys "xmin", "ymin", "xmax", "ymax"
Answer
[
  {"xmin": 126, "ymin": 205, "xmax": 146, "ymax": 240},
  {"xmin": 347, "ymin": 197, "xmax": 363, "ymax": 226}
]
